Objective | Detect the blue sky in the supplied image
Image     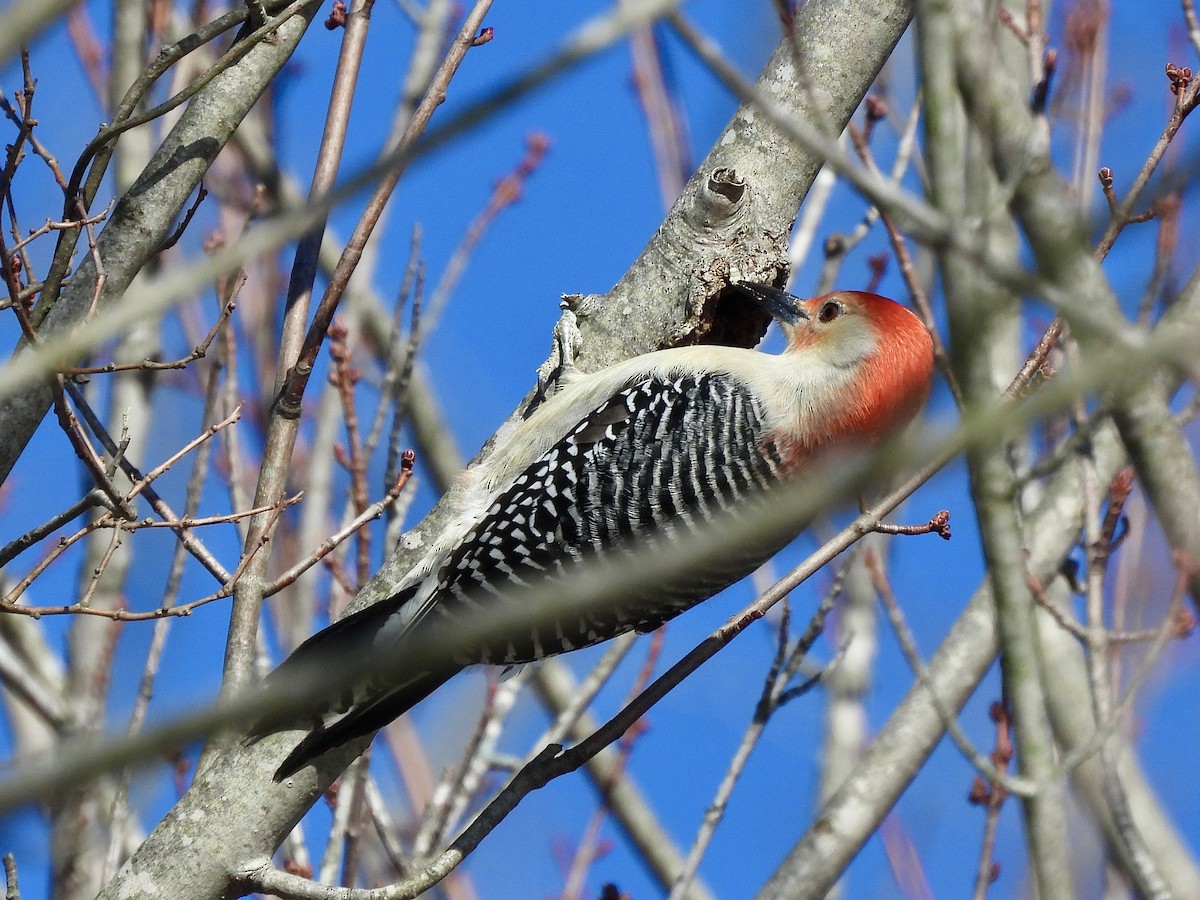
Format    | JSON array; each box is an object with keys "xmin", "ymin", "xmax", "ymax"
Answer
[{"xmin": 2, "ymin": 2, "xmax": 1199, "ymax": 898}]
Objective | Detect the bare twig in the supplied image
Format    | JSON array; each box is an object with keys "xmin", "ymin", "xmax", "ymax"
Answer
[
  {"xmin": 866, "ymin": 548, "xmax": 1033, "ymax": 795},
  {"xmin": 968, "ymin": 702, "xmax": 1011, "ymax": 900},
  {"xmin": 872, "ymin": 509, "xmax": 951, "ymax": 540}
]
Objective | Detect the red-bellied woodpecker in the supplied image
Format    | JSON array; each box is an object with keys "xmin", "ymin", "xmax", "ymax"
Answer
[{"xmin": 268, "ymin": 282, "xmax": 935, "ymax": 779}]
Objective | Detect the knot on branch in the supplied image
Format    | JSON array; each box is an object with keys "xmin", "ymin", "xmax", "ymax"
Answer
[{"xmin": 683, "ymin": 166, "xmax": 748, "ymax": 231}]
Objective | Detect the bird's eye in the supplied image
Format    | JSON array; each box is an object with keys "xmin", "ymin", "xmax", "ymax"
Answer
[{"xmin": 818, "ymin": 301, "xmax": 843, "ymax": 324}]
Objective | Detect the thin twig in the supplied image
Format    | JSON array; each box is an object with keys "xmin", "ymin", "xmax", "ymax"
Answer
[{"xmin": 866, "ymin": 549, "xmax": 1035, "ymax": 796}]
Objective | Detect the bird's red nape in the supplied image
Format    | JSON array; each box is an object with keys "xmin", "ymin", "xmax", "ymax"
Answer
[
  {"xmin": 772, "ymin": 291, "xmax": 934, "ymax": 468},
  {"xmin": 843, "ymin": 291, "xmax": 935, "ymax": 441}
]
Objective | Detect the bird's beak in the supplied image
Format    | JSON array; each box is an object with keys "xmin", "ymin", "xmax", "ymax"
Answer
[{"xmin": 733, "ymin": 281, "xmax": 810, "ymax": 324}]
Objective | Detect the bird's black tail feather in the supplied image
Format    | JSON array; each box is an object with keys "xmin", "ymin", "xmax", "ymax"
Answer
[
  {"xmin": 274, "ymin": 668, "xmax": 452, "ymax": 780},
  {"xmin": 249, "ymin": 584, "xmax": 458, "ymax": 780}
]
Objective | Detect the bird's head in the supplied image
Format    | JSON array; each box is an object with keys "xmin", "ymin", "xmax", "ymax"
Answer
[{"xmin": 735, "ymin": 282, "xmax": 935, "ymax": 455}]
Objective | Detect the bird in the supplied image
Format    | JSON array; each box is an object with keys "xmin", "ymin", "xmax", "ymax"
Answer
[{"xmin": 265, "ymin": 282, "xmax": 935, "ymax": 780}]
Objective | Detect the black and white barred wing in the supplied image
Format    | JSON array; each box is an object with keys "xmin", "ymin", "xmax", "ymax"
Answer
[{"xmin": 426, "ymin": 371, "xmax": 789, "ymax": 665}]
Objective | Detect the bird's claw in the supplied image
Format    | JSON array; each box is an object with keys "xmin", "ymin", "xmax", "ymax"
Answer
[{"xmin": 530, "ymin": 306, "xmax": 582, "ymax": 417}]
